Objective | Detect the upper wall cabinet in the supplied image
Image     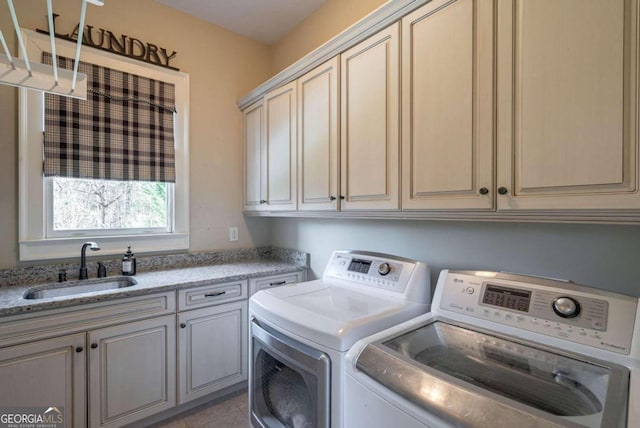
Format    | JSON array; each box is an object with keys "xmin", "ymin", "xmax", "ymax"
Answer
[
  {"xmin": 402, "ymin": 0, "xmax": 494, "ymax": 211},
  {"xmin": 265, "ymin": 81, "xmax": 298, "ymax": 211},
  {"xmin": 297, "ymin": 58, "xmax": 340, "ymax": 211},
  {"xmin": 241, "ymin": 0, "xmax": 640, "ymax": 222},
  {"xmin": 497, "ymin": 0, "xmax": 640, "ymax": 211},
  {"xmin": 244, "ymin": 82, "xmax": 298, "ymax": 212},
  {"xmin": 340, "ymin": 23, "xmax": 400, "ymax": 211},
  {"xmin": 243, "ymin": 100, "xmax": 266, "ymax": 211}
]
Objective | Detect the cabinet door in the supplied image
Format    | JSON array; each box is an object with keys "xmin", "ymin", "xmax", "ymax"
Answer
[
  {"xmin": 298, "ymin": 57, "xmax": 340, "ymax": 211},
  {"xmin": 265, "ymin": 81, "xmax": 298, "ymax": 211},
  {"xmin": 340, "ymin": 23, "xmax": 400, "ymax": 210},
  {"xmin": 88, "ymin": 315, "xmax": 176, "ymax": 427},
  {"xmin": 402, "ymin": 0, "xmax": 494, "ymax": 210},
  {"xmin": 177, "ymin": 301, "xmax": 248, "ymax": 404},
  {"xmin": 244, "ymin": 100, "xmax": 266, "ymax": 211},
  {"xmin": 0, "ymin": 334, "xmax": 86, "ymax": 428},
  {"xmin": 497, "ymin": 0, "xmax": 640, "ymax": 210}
]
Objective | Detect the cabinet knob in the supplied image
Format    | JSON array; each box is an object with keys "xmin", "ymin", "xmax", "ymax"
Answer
[
  {"xmin": 479, "ymin": 187, "xmax": 489, "ymax": 195},
  {"xmin": 259, "ymin": 200, "xmax": 267, "ymax": 204},
  {"xmin": 180, "ymin": 323, "xmax": 187, "ymax": 329},
  {"xmin": 75, "ymin": 346, "xmax": 83, "ymax": 353},
  {"xmin": 339, "ymin": 195, "xmax": 345, "ymax": 200},
  {"xmin": 498, "ymin": 187, "xmax": 508, "ymax": 195},
  {"xmin": 329, "ymin": 196, "xmax": 336, "ymax": 201},
  {"xmin": 90, "ymin": 343, "xmax": 98, "ymax": 349}
]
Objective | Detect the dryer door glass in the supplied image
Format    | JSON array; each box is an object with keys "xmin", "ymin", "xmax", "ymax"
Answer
[{"xmin": 251, "ymin": 320, "xmax": 330, "ymax": 428}]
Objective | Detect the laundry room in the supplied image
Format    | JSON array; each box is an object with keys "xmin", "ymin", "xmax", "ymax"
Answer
[{"xmin": 0, "ymin": 0, "xmax": 639, "ymax": 427}]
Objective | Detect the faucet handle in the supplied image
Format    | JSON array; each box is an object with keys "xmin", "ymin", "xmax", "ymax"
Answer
[{"xmin": 97, "ymin": 262, "xmax": 107, "ymax": 278}]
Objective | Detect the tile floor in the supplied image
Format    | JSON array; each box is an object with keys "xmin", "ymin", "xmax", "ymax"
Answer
[{"xmin": 154, "ymin": 391, "xmax": 250, "ymax": 428}]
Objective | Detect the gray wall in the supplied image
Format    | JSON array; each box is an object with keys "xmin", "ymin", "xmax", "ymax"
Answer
[{"xmin": 270, "ymin": 218, "xmax": 640, "ymax": 297}]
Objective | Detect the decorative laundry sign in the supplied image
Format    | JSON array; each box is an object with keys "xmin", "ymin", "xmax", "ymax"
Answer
[{"xmin": 37, "ymin": 14, "xmax": 179, "ymax": 70}]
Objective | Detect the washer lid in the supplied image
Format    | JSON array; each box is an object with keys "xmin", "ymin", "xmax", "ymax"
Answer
[
  {"xmin": 356, "ymin": 319, "xmax": 629, "ymax": 428},
  {"xmin": 250, "ymin": 280, "xmax": 427, "ymax": 352}
]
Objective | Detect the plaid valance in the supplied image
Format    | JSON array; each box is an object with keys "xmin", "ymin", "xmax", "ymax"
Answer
[{"xmin": 42, "ymin": 52, "xmax": 176, "ymax": 183}]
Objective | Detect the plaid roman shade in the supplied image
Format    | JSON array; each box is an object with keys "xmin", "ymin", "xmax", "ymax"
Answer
[{"xmin": 42, "ymin": 52, "xmax": 176, "ymax": 183}]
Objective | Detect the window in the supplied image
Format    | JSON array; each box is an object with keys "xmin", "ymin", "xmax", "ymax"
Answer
[
  {"xmin": 48, "ymin": 177, "xmax": 170, "ymax": 233},
  {"xmin": 19, "ymin": 29, "xmax": 189, "ymax": 261}
]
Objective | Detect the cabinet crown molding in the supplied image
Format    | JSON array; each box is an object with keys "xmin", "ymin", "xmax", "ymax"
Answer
[{"xmin": 237, "ymin": 0, "xmax": 433, "ymax": 110}]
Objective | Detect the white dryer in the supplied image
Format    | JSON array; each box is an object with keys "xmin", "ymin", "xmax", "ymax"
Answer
[
  {"xmin": 249, "ymin": 250, "xmax": 431, "ymax": 428},
  {"xmin": 346, "ymin": 270, "xmax": 640, "ymax": 427}
]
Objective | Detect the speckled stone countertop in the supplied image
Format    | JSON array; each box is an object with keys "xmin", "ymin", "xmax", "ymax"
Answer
[{"xmin": 0, "ymin": 247, "xmax": 308, "ymax": 318}]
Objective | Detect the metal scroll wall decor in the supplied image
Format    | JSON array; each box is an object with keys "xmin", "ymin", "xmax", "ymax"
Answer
[{"xmin": 37, "ymin": 13, "xmax": 179, "ymax": 71}]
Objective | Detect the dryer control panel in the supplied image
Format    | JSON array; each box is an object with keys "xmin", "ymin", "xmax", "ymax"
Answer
[
  {"xmin": 436, "ymin": 270, "xmax": 638, "ymax": 355},
  {"xmin": 323, "ymin": 251, "xmax": 428, "ymax": 301}
]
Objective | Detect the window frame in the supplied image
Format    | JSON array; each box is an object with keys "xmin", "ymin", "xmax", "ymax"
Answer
[{"xmin": 19, "ymin": 29, "xmax": 189, "ymax": 261}]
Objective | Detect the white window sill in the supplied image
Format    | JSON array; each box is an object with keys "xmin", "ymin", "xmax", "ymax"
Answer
[{"xmin": 19, "ymin": 233, "xmax": 189, "ymax": 262}]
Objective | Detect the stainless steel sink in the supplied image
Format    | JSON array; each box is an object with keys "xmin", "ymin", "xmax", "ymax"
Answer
[{"xmin": 24, "ymin": 277, "xmax": 137, "ymax": 299}]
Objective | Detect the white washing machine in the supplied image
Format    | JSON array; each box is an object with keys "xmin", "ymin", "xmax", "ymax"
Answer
[
  {"xmin": 249, "ymin": 250, "xmax": 431, "ymax": 428},
  {"xmin": 346, "ymin": 270, "xmax": 640, "ymax": 428}
]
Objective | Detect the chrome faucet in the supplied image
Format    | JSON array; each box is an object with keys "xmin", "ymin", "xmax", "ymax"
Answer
[{"xmin": 79, "ymin": 242, "xmax": 100, "ymax": 280}]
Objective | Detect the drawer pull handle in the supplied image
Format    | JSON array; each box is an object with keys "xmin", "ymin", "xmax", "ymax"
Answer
[
  {"xmin": 90, "ymin": 343, "xmax": 98, "ymax": 349},
  {"xmin": 205, "ymin": 291, "xmax": 227, "ymax": 297},
  {"xmin": 269, "ymin": 281, "xmax": 286, "ymax": 286}
]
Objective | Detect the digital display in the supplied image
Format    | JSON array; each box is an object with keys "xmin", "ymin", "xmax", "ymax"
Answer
[
  {"xmin": 482, "ymin": 284, "xmax": 531, "ymax": 312},
  {"xmin": 348, "ymin": 258, "xmax": 372, "ymax": 274}
]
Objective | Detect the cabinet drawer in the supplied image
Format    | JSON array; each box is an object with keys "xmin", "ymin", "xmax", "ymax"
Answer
[
  {"xmin": 0, "ymin": 292, "xmax": 176, "ymax": 348},
  {"xmin": 249, "ymin": 272, "xmax": 304, "ymax": 296},
  {"xmin": 178, "ymin": 280, "xmax": 248, "ymax": 311}
]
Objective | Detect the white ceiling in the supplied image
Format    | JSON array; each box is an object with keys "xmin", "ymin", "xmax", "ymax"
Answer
[{"xmin": 155, "ymin": 0, "xmax": 327, "ymax": 45}]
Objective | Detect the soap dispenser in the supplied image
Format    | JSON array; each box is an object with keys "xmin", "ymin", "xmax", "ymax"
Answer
[
  {"xmin": 122, "ymin": 246, "xmax": 137, "ymax": 276},
  {"xmin": 97, "ymin": 262, "xmax": 107, "ymax": 278}
]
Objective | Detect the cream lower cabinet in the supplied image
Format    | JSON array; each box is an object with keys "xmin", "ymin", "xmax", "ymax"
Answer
[
  {"xmin": 297, "ymin": 58, "xmax": 340, "ymax": 211},
  {"xmin": 87, "ymin": 315, "xmax": 176, "ymax": 427},
  {"xmin": 0, "ymin": 333, "xmax": 86, "ymax": 427},
  {"xmin": 496, "ymin": 0, "xmax": 640, "ymax": 212},
  {"xmin": 402, "ymin": 0, "xmax": 494, "ymax": 211},
  {"xmin": 177, "ymin": 280, "xmax": 249, "ymax": 404},
  {"xmin": 0, "ymin": 293, "xmax": 175, "ymax": 428},
  {"xmin": 177, "ymin": 301, "xmax": 248, "ymax": 404},
  {"xmin": 340, "ymin": 23, "xmax": 400, "ymax": 211}
]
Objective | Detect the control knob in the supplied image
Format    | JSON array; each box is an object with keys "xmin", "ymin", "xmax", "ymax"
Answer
[
  {"xmin": 378, "ymin": 262, "xmax": 391, "ymax": 276},
  {"xmin": 552, "ymin": 296, "xmax": 580, "ymax": 318}
]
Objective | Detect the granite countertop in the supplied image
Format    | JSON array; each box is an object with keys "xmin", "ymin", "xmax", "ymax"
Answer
[{"xmin": 0, "ymin": 247, "xmax": 308, "ymax": 318}]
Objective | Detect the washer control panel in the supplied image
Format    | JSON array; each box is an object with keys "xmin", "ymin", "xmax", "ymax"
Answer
[
  {"xmin": 437, "ymin": 271, "xmax": 638, "ymax": 355},
  {"xmin": 325, "ymin": 251, "xmax": 412, "ymax": 293},
  {"xmin": 478, "ymin": 282, "xmax": 609, "ymax": 332}
]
